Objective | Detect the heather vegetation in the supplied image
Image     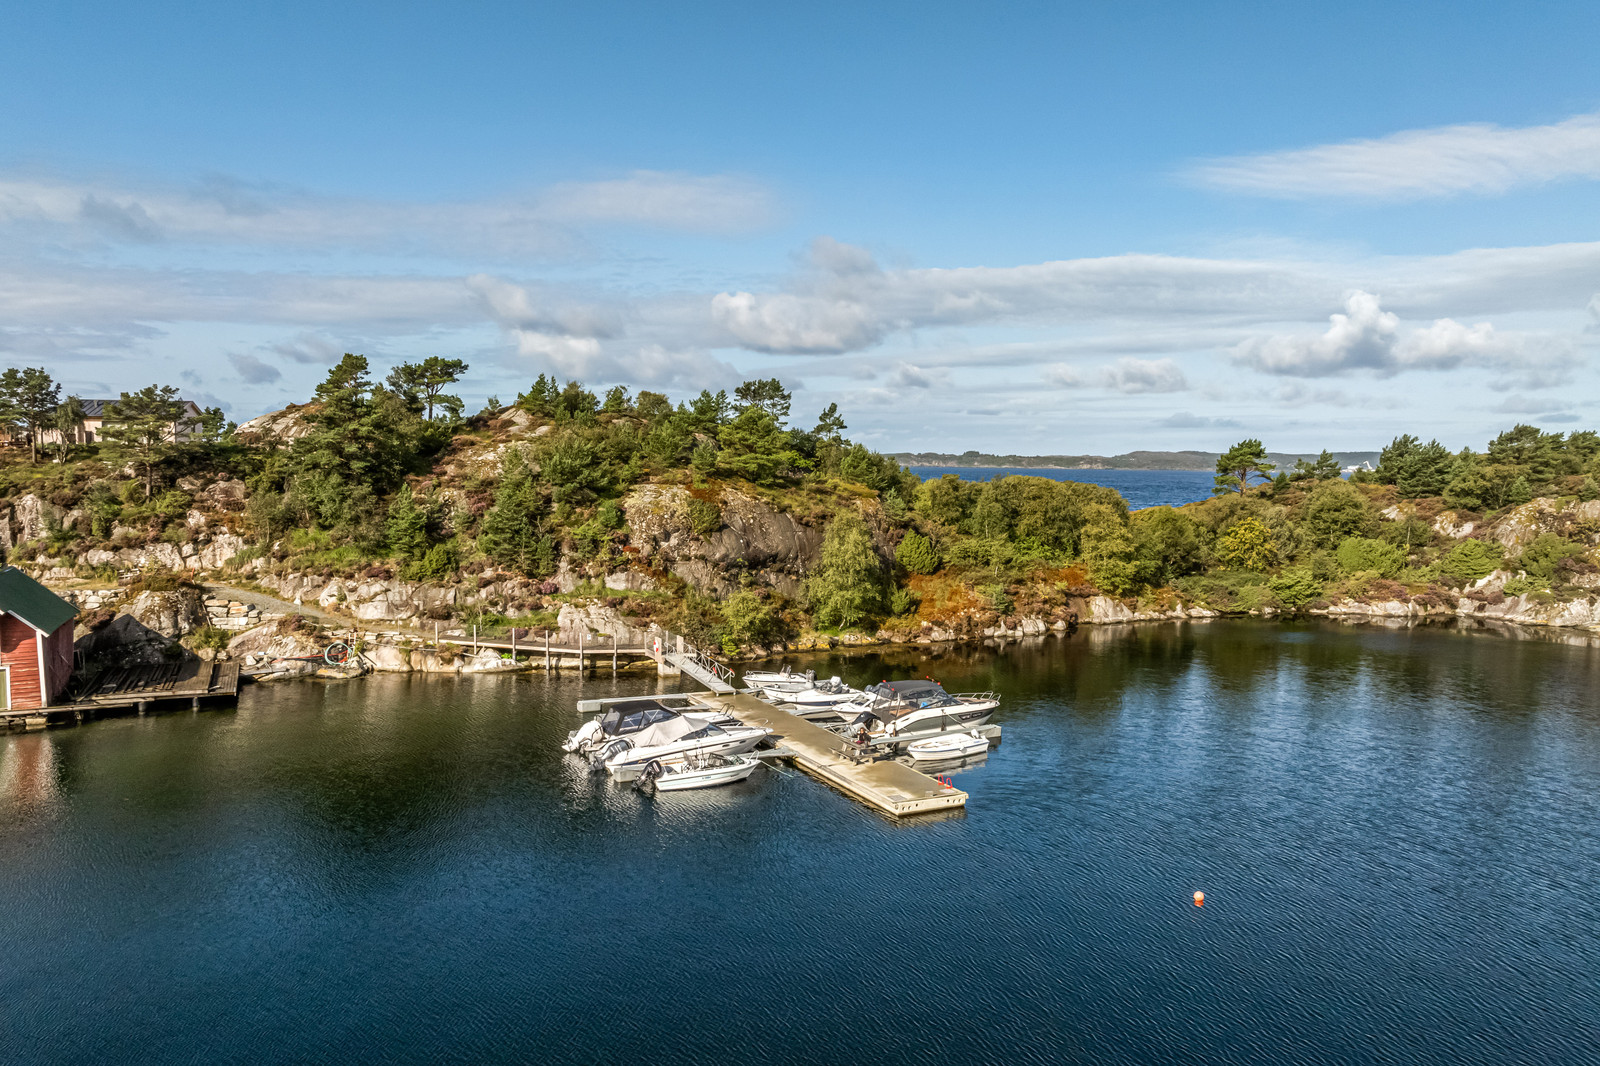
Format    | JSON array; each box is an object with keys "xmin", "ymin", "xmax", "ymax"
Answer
[{"xmin": 7, "ymin": 357, "xmax": 1600, "ymax": 650}]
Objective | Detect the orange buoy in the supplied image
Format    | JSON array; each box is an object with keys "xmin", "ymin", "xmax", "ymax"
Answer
[{"xmin": 1193, "ymin": 891, "xmax": 1205, "ymax": 906}]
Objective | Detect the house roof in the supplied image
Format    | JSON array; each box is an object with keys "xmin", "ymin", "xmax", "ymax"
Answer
[
  {"xmin": 79, "ymin": 399, "xmax": 202, "ymax": 419},
  {"xmin": 0, "ymin": 567, "xmax": 78, "ymax": 633}
]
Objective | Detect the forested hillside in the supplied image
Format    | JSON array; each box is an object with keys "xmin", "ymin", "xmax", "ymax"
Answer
[{"xmin": 7, "ymin": 358, "xmax": 1600, "ymax": 651}]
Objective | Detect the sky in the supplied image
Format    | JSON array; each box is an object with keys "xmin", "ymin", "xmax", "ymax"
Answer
[{"xmin": 4, "ymin": 0, "xmax": 1600, "ymax": 455}]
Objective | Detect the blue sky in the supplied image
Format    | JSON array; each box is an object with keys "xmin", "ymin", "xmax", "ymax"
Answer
[{"xmin": 4, "ymin": 0, "xmax": 1599, "ymax": 454}]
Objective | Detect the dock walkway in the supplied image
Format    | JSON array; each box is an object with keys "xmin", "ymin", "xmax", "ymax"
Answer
[{"xmin": 700, "ymin": 691, "xmax": 967, "ymax": 817}]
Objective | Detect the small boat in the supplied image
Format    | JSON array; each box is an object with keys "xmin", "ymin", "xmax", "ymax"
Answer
[
  {"xmin": 639, "ymin": 753, "xmax": 759, "ymax": 791},
  {"xmin": 834, "ymin": 679, "xmax": 1000, "ymax": 739},
  {"xmin": 759, "ymin": 675, "xmax": 864, "ymax": 708},
  {"xmin": 906, "ymin": 730, "xmax": 990, "ymax": 762}
]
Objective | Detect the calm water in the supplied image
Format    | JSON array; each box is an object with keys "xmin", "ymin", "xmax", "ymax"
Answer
[
  {"xmin": 907, "ymin": 466, "xmax": 1216, "ymax": 509},
  {"xmin": 4, "ymin": 621, "xmax": 1600, "ymax": 1065}
]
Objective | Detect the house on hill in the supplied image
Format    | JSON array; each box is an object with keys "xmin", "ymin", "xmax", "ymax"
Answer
[
  {"xmin": 0, "ymin": 567, "xmax": 77, "ymax": 710},
  {"xmin": 40, "ymin": 398, "xmax": 205, "ymax": 447}
]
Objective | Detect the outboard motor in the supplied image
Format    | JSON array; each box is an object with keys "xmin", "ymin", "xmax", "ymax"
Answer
[
  {"xmin": 563, "ymin": 720, "xmax": 603, "ymax": 754},
  {"xmin": 635, "ymin": 759, "xmax": 665, "ymax": 792},
  {"xmin": 591, "ymin": 738, "xmax": 631, "ymax": 772}
]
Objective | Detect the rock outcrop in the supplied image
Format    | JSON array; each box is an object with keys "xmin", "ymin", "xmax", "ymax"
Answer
[
  {"xmin": 122, "ymin": 587, "xmax": 209, "ymax": 638},
  {"xmin": 623, "ymin": 483, "xmax": 824, "ymax": 596}
]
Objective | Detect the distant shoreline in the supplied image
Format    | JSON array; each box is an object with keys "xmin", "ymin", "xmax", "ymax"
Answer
[{"xmin": 895, "ymin": 449, "xmax": 1381, "ymax": 473}]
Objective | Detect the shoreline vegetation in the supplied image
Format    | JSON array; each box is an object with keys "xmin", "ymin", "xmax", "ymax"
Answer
[{"xmin": 5, "ymin": 360, "xmax": 1600, "ymax": 685}]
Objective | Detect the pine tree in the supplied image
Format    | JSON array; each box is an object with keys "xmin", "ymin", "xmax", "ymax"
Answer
[
  {"xmin": 385, "ymin": 483, "xmax": 429, "ymax": 561},
  {"xmin": 1214, "ymin": 439, "xmax": 1274, "ymax": 495},
  {"xmin": 479, "ymin": 450, "xmax": 551, "ymax": 575},
  {"xmin": 102, "ymin": 384, "xmax": 187, "ymax": 498}
]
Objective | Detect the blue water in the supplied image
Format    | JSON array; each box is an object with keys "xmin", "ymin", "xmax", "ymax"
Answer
[
  {"xmin": 4, "ymin": 620, "xmax": 1600, "ymax": 1064},
  {"xmin": 907, "ymin": 466, "xmax": 1216, "ymax": 509}
]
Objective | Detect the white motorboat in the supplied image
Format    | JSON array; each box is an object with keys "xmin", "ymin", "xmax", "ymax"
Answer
[
  {"xmin": 592, "ymin": 714, "xmax": 770, "ymax": 776},
  {"xmin": 639, "ymin": 752, "xmax": 759, "ymax": 791},
  {"xmin": 836, "ymin": 679, "xmax": 1000, "ymax": 739},
  {"xmin": 759, "ymin": 675, "xmax": 864, "ymax": 708},
  {"xmin": 906, "ymin": 730, "xmax": 990, "ymax": 761},
  {"xmin": 743, "ymin": 666, "xmax": 806, "ymax": 687},
  {"xmin": 562, "ymin": 696, "xmax": 739, "ymax": 755}
]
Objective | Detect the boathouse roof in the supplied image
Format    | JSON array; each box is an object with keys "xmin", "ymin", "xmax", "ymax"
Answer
[{"xmin": 0, "ymin": 566, "xmax": 77, "ymax": 633}]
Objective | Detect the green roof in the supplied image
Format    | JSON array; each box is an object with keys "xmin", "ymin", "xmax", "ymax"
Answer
[{"xmin": 0, "ymin": 567, "xmax": 78, "ymax": 633}]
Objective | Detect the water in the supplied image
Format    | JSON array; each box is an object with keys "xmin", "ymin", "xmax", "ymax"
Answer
[
  {"xmin": 907, "ymin": 466, "xmax": 1217, "ymax": 509},
  {"xmin": 4, "ymin": 620, "xmax": 1600, "ymax": 1065}
]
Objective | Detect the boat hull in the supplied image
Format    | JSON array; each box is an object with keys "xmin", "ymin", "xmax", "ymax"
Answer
[{"xmin": 652, "ymin": 757, "xmax": 759, "ymax": 791}]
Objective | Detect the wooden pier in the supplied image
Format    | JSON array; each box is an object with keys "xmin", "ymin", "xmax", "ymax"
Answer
[
  {"xmin": 697, "ymin": 690, "xmax": 968, "ymax": 818},
  {"xmin": 4, "ymin": 660, "xmax": 241, "ymax": 728}
]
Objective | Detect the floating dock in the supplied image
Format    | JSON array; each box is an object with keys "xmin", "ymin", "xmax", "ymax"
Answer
[{"xmin": 696, "ymin": 690, "xmax": 968, "ymax": 818}]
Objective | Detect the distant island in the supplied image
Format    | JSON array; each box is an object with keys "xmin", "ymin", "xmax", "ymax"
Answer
[{"xmin": 894, "ymin": 449, "xmax": 1382, "ymax": 471}]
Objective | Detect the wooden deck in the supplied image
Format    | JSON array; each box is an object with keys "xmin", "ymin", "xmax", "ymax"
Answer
[
  {"xmin": 698, "ymin": 691, "xmax": 969, "ymax": 818},
  {"xmin": 6, "ymin": 660, "xmax": 241, "ymax": 725}
]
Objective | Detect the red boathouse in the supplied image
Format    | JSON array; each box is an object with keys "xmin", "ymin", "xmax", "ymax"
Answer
[{"xmin": 0, "ymin": 567, "xmax": 77, "ymax": 710}]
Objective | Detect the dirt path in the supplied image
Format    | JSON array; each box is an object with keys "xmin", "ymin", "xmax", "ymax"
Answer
[{"xmin": 202, "ymin": 582, "xmax": 347, "ymax": 628}]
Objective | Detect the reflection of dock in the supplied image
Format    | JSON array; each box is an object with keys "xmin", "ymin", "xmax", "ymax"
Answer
[
  {"xmin": 4, "ymin": 660, "xmax": 241, "ymax": 729},
  {"xmin": 698, "ymin": 691, "xmax": 968, "ymax": 818}
]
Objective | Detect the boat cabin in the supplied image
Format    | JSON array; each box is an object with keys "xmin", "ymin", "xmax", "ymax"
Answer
[{"xmin": 0, "ymin": 567, "xmax": 78, "ymax": 710}]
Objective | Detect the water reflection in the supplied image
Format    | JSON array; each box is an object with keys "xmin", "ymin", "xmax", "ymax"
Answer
[{"xmin": 3, "ymin": 620, "xmax": 1600, "ymax": 1064}]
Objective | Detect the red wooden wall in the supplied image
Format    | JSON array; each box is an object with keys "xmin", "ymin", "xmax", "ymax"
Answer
[{"xmin": 0, "ymin": 613, "xmax": 44, "ymax": 708}]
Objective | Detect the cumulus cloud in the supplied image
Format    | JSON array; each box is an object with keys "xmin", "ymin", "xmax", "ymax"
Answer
[
  {"xmin": 1191, "ymin": 111, "xmax": 1600, "ymax": 200},
  {"xmin": 229, "ymin": 352, "xmax": 283, "ymax": 384},
  {"xmin": 469, "ymin": 273, "xmax": 734, "ymax": 390},
  {"xmin": 1232, "ymin": 290, "xmax": 1578, "ymax": 384}
]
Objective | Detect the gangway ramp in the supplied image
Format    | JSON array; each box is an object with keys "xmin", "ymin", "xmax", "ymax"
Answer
[
  {"xmin": 699, "ymin": 691, "xmax": 967, "ymax": 818},
  {"xmin": 664, "ymin": 648, "xmax": 737, "ymax": 694}
]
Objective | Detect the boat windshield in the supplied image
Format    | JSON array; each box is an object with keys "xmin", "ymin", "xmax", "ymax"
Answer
[
  {"xmin": 865, "ymin": 680, "xmax": 956, "ymax": 709},
  {"xmin": 599, "ymin": 701, "xmax": 685, "ymax": 736}
]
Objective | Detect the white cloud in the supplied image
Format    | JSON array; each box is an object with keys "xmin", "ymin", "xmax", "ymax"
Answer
[
  {"xmin": 269, "ymin": 333, "xmax": 346, "ymax": 365},
  {"xmin": 1043, "ymin": 357, "xmax": 1187, "ymax": 393},
  {"xmin": 1099, "ymin": 357, "xmax": 1187, "ymax": 394},
  {"xmin": 711, "ymin": 291, "xmax": 884, "ymax": 353},
  {"xmin": 1160, "ymin": 411, "xmax": 1241, "ymax": 429},
  {"xmin": 0, "ymin": 169, "xmax": 776, "ymax": 255},
  {"xmin": 1191, "ymin": 111, "xmax": 1600, "ymax": 200},
  {"xmin": 1232, "ymin": 291, "xmax": 1579, "ymax": 384},
  {"xmin": 883, "ymin": 361, "xmax": 948, "ymax": 389},
  {"xmin": 228, "ymin": 352, "xmax": 283, "ymax": 384}
]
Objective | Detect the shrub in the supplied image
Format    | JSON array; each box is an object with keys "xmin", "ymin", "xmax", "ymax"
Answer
[
  {"xmin": 1267, "ymin": 566, "xmax": 1324, "ymax": 609},
  {"xmin": 1335, "ymin": 536, "xmax": 1405, "ymax": 578},
  {"xmin": 191, "ymin": 626, "xmax": 231, "ymax": 651},
  {"xmin": 889, "ymin": 586, "xmax": 921, "ymax": 616},
  {"xmin": 895, "ymin": 531, "xmax": 940, "ymax": 575},
  {"xmin": 722, "ymin": 590, "xmax": 782, "ymax": 646},
  {"xmin": 1216, "ymin": 516, "xmax": 1278, "ymax": 572},
  {"xmin": 1502, "ymin": 575, "xmax": 1544, "ymax": 597},
  {"xmin": 1516, "ymin": 533, "xmax": 1585, "ymax": 584},
  {"xmin": 687, "ymin": 497, "xmax": 722, "ymax": 537},
  {"xmin": 1303, "ymin": 480, "xmax": 1376, "ymax": 548},
  {"xmin": 404, "ymin": 540, "xmax": 461, "ymax": 582},
  {"xmin": 1435, "ymin": 539, "xmax": 1503, "ymax": 582}
]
